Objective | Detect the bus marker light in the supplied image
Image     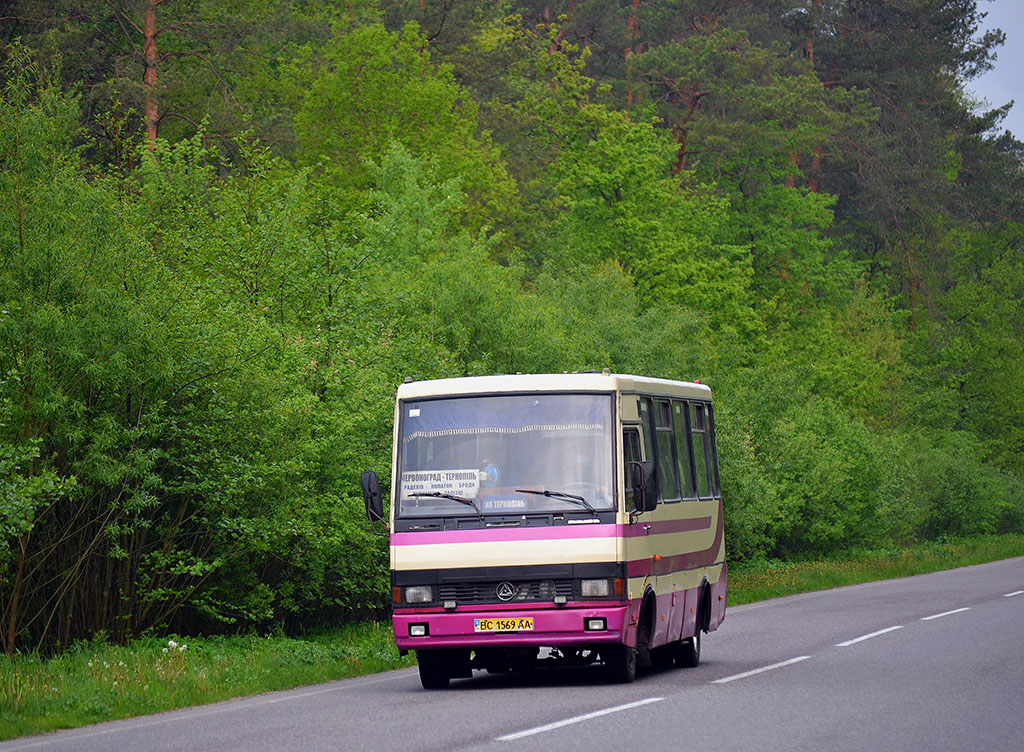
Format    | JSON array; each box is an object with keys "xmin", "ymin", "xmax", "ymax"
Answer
[
  {"xmin": 554, "ymin": 595, "xmax": 568, "ymax": 606},
  {"xmin": 444, "ymin": 600, "xmax": 457, "ymax": 610}
]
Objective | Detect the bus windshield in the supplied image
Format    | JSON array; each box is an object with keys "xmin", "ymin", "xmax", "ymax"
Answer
[{"xmin": 397, "ymin": 393, "xmax": 614, "ymax": 518}]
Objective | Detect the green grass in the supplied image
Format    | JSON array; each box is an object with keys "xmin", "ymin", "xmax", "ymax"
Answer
[
  {"xmin": 3, "ymin": 534, "xmax": 1024, "ymax": 741},
  {"xmin": 729, "ymin": 534, "xmax": 1024, "ymax": 605},
  {"xmin": 0, "ymin": 622, "xmax": 415, "ymax": 741}
]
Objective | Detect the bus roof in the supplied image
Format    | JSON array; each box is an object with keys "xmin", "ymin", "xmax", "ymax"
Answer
[{"xmin": 396, "ymin": 373, "xmax": 713, "ymax": 401}]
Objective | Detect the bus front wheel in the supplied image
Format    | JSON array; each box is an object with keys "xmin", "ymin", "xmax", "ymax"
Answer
[
  {"xmin": 606, "ymin": 644, "xmax": 637, "ymax": 683},
  {"xmin": 417, "ymin": 650, "xmax": 451, "ymax": 689}
]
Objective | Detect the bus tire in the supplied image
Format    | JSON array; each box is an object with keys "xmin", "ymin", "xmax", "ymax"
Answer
[
  {"xmin": 417, "ymin": 650, "xmax": 451, "ymax": 689},
  {"xmin": 674, "ymin": 632, "xmax": 701, "ymax": 668},
  {"xmin": 606, "ymin": 644, "xmax": 637, "ymax": 683}
]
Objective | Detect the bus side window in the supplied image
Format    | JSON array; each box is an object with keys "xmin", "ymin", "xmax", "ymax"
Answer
[
  {"xmin": 690, "ymin": 402, "xmax": 712, "ymax": 498},
  {"xmin": 655, "ymin": 400, "xmax": 681, "ymax": 501},
  {"xmin": 673, "ymin": 401, "xmax": 696, "ymax": 498},
  {"xmin": 708, "ymin": 403, "xmax": 722, "ymax": 497},
  {"xmin": 638, "ymin": 398, "xmax": 660, "ymax": 503},
  {"xmin": 622, "ymin": 427, "xmax": 642, "ymax": 510}
]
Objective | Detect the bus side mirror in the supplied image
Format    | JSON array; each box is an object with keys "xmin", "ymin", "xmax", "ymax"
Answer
[
  {"xmin": 629, "ymin": 461, "xmax": 659, "ymax": 513},
  {"xmin": 362, "ymin": 471, "xmax": 385, "ymax": 522}
]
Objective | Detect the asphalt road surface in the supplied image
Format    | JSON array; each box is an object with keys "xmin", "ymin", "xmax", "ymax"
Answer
[{"xmin": 4, "ymin": 557, "xmax": 1022, "ymax": 752}]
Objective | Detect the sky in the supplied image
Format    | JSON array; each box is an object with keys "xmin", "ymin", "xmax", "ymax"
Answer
[{"xmin": 967, "ymin": 0, "xmax": 1024, "ymax": 139}]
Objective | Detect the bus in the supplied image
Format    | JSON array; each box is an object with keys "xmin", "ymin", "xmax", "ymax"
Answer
[{"xmin": 361, "ymin": 371, "xmax": 726, "ymax": 688}]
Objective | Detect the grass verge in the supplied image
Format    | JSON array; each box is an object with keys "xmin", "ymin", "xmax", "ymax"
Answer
[
  {"xmin": 3, "ymin": 534, "xmax": 1023, "ymax": 741},
  {"xmin": 0, "ymin": 622, "xmax": 415, "ymax": 741},
  {"xmin": 729, "ymin": 534, "xmax": 1024, "ymax": 605}
]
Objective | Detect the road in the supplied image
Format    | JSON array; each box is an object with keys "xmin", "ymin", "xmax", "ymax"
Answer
[{"xmin": 4, "ymin": 557, "xmax": 1022, "ymax": 752}]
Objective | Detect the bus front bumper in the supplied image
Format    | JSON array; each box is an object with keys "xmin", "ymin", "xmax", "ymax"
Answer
[{"xmin": 394, "ymin": 604, "xmax": 630, "ymax": 651}]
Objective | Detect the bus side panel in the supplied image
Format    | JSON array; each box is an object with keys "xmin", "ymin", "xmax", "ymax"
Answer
[
  {"xmin": 652, "ymin": 589, "xmax": 673, "ymax": 648},
  {"xmin": 623, "ymin": 500, "xmax": 725, "ymax": 647},
  {"xmin": 667, "ymin": 586, "xmax": 686, "ymax": 644},
  {"xmin": 708, "ymin": 561, "xmax": 728, "ymax": 632}
]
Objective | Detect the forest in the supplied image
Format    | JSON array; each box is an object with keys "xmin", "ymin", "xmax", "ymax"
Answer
[{"xmin": 1, "ymin": 0, "xmax": 1022, "ymax": 655}]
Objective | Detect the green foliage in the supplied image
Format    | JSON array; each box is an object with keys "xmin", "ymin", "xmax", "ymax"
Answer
[
  {"xmin": 291, "ymin": 22, "xmax": 517, "ymax": 228},
  {"xmin": 2, "ymin": 0, "xmax": 1024, "ymax": 657}
]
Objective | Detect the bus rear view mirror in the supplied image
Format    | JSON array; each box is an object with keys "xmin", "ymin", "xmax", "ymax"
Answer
[
  {"xmin": 629, "ymin": 461, "xmax": 659, "ymax": 513},
  {"xmin": 362, "ymin": 470, "xmax": 385, "ymax": 522}
]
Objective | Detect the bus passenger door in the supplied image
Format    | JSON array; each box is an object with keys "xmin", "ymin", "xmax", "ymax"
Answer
[{"xmin": 622, "ymin": 427, "xmax": 642, "ymax": 512}]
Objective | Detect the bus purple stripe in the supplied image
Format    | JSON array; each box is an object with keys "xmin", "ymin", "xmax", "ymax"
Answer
[
  {"xmin": 391, "ymin": 515, "xmax": 713, "ymax": 546},
  {"xmin": 391, "ymin": 525, "xmax": 620, "ymax": 546},
  {"xmin": 627, "ymin": 509, "xmax": 724, "ymax": 577},
  {"xmin": 621, "ymin": 516, "xmax": 713, "ymax": 537}
]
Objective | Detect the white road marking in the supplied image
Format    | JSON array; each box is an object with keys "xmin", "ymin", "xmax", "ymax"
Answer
[
  {"xmin": 712, "ymin": 656, "xmax": 812, "ymax": 685},
  {"xmin": 836, "ymin": 626, "xmax": 904, "ymax": 647},
  {"xmin": 496, "ymin": 697, "xmax": 664, "ymax": 741},
  {"xmin": 920, "ymin": 607, "xmax": 971, "ymax": 621},
  {"xmin": 1004, "ymin": 591, "xmax": 1024, "ymax": 597}
]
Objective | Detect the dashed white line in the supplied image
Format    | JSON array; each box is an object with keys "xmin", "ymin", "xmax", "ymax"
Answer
[
  {"xmin": 920, "ymin": 607, "xmax": 971, "ymax": 621},
  {"xmin": 712, "ymin": 656, "xmax": 812, "ymax": 685},
  {"xmin": 1004, "ymin": 591, "xmax": 1024, "ymax": 597},
  {"xmin": 836, "ymin": 626, "xmax": 903, "ymax": 647},
  {"xmin": 496, "ymin": 697, "xmax": 664, "ymax": 741}
]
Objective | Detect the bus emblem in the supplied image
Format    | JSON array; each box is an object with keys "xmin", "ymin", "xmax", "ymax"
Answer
[{"xmin": 496, "ymin": 582, "xmax": 517, "ymax": 601}]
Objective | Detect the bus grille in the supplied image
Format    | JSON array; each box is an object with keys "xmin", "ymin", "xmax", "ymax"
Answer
[{"xmin": 438, "ymin": 579, "xmax": 574, "ymax": 605}]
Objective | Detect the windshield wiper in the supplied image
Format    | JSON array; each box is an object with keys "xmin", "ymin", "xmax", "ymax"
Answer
[
  {"xmin": 515, "ymin": 488, "xmax": 599, "ymax": 517},
  {"xmin": 409, "ymin": 491, "xmax": 484, "ymax": 520}
]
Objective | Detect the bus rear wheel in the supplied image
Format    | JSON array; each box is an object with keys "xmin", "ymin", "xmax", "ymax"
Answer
[
  {"xmin": 417, "ymin": 650, "xmax": 451, "ymax": 689},
  {"xmin": 673, "ymin": 632, "xmax": 701, "ymax": 668}
]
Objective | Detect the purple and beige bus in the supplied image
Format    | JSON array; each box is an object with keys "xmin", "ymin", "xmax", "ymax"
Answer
[{"xmin": 361, "ymin": 372, "xmax": 726, "ymax": 688}]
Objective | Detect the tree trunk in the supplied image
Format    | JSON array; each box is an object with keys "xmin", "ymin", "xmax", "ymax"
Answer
[
  {"xmin": 3, "ymin": 536, "xmax": 28, "ymax": 655},
  {"xmin": 625, "ymin": 0, "xmax": 640, "ymax": 107},
  {"xmin": 144, "ymin": 0, "xmax": 159, "ymax": 144}
]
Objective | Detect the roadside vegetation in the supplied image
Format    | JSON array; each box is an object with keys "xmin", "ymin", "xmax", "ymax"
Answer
[
  {"xmin": 4, "ymin": 3, "xmax": 1024, "ymax": 661},
  {"xmin": 728, "ymin": 534, "xmax": 1024, "ymax": 604},
  {"xmin": 3, "ymin": 536, "xmax": 1022, "ymax": 741},
  {"xmin": 0, "ymin": 622, "xmax": 415, "ymax": 740},
  {"xmin": 3, "ymin": 0, "xmax": 1024, "ymax": 741}
]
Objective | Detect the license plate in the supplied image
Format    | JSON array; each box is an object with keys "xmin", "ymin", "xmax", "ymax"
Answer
[{"xmin": 474, "ymin": 617, "xmax": 534, "ymax": 632}]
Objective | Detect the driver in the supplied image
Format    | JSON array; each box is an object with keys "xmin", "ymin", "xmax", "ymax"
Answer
[{"xmin": 479, "ymin": 460, "xmax": 500, "ymax": 488}]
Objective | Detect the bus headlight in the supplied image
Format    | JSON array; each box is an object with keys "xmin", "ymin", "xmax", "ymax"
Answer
[
  {"xmin": 405, "ymin": 585, "xmax": 433, "ymax": 604},
  {"xmin": 581, "ymin": 579, "xmax": 610, "ymax": 597}
]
